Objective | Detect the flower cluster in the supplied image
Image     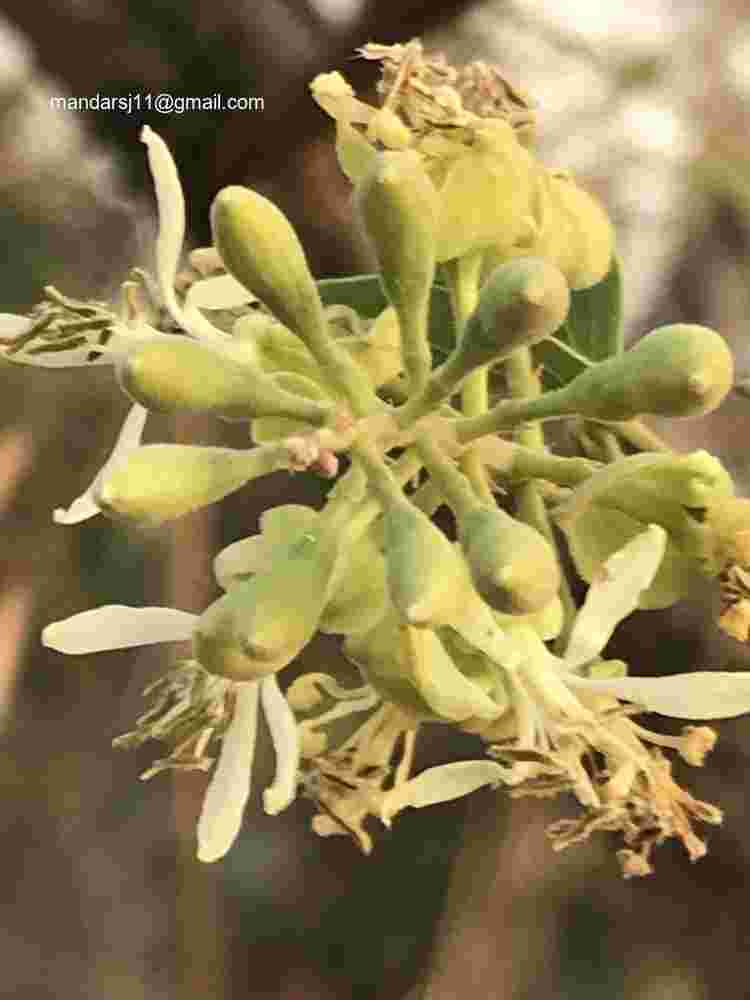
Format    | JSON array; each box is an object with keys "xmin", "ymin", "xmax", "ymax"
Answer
[{"xmin": 6, "ymin": 41, "xmax": 750, "ymax": 876}]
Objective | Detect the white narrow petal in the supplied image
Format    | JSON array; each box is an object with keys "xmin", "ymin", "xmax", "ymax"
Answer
[
  {"xmin": 260, "ymin": 675, "xmax": 301, "ymax": 815},
  {"xmin": 564, "ymin": 525, "xmax": 667, "ymax": 670},
  {"xmin": 141, "ymin": 126, "xmax": 185, "ymax": 320},
  {"xmin": 381, "ymin": 760, "xmax": 511, "ymax": 824},
  {"xmin": 185, "ymin": 273, "xmax": 256, "ymax": 310},
  {"xmin": 569, "ymin": 671, "xmax": 750, "ymax": 720},
  {"xmin": 42, "ymin": 605, "xmax": 197, "ymax": 654},
  {"xmin": 53, "ymin": 403, "xmax": 148, "ymax": 524},
  {"xmin": 0, "ymin": 313, "xmax": 31, "ymax": 338},
  {"xmin": 141, "ymin": 126, "xmax": 227, "ymax": 345},
  {"xmin": 197, "ymin": 681, "xmax": 259, "ymax": 862}
]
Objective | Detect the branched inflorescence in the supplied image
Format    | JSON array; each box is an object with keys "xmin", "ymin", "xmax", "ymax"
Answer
[{"xmin": 7, "ymin": 39, "xmax": 750, "ymax": 875}]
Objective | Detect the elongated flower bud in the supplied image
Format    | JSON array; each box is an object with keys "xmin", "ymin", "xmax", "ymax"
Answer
[
  {"xmin": 559, "ymin": 324, "xmax": 734, "ymax": 420},
  {"xmin": 237, "ymin": 530, "xmax": 340, "ymax": 669},
  {"xmin": 456, "ymin": 256, "xmax": 570, "ymax": 371},
  {"xmin": 458, "ymin": 507, "xmax": 560, "ymax": 614},
  {"xmin": 211, "ymin": 186, "xmax": 325, "ymax": 338},
  {"xmin": 357, "ymin": 151, "xmax": 438, "ymax": 390},
  {"xmin": 382, "ymin": 500, "xmax": 471, "ymax": 627},
  {"xmin": 118, "ymin": 339, "xmax": 331, "ymax": 424},
  {"xmin": 319, "ymin": 528, "xmax": 389, "ymax": 635},
  {"xmin": 212, "ymin": 185, "xmax": 378, "ymax": 415},
  {"xmin": 96, "ymin": 444, "xmax": 277, "ymax": 523},
  {"xmin": 195, "ymin": 529, "xmax": 340, "ymax": 680}
]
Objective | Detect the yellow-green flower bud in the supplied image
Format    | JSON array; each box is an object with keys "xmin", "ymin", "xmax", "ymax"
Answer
[
  {"xmin": 319, "ymin": 527, "xmax": 389, "ymax": 635},
  {"xmin": 196, "ymin": 527, "xmax": 341, "ymax": 681},
  {"xmin": 357, "ymin": 150, "xmax": 438, "ymax": 390},
  {"xmin": 211, "ymin": 186, "xmax": 325, "ymax": 338},
  {"xmin": 552, "ymin": 324, "xmax": 734, "ymax": 422},
  {"xmin": 458, "ymin": 506, "xmax": 560, "ymax": 614},
  {"xmin": 237, "ymin": 529, "xmax": 340, "ymax": 670},
  {"xmin": 118, "ymin": 339, "xmax": 331, "ymax": 424},
  {"xmin": 381, "ymin": 499, "xmax": 471, "ymax": 627},
  {"xmin": 455, "ymin": 256, "xmax": 570, "ymax": 372},
  {"xmin": 96, "ymin": 444, "xmax": 275, "ymax": 523}
]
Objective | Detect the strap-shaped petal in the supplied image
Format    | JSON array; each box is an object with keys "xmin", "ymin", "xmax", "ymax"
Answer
[
  {"xmin": 53, "ymin": 403, "xmax": 148, "ymax": 524},
  {"xmin": 42, "ymin": 604, "xmax": 197, "ymax": 654},
  {"xmin": 381, "ymin": 759, "xmax": 512, "ymax": 824},
  {"xmin": 564, "ymin": 524, "xmax": 667, "ymax": 670},
  {"xmin": 197, "ymin": 680, "xmax": 259, "ymax": 862},
  {"xmin": 141, "ymin": 126, "xmax": 226, "ymax": 345},
  {"xmin": 568, "ymin": 670, "xmax": 750, "ymax": 720},
  {"xmin": 260, "ymin": 675, "xmax": 301, "ymax": 815},
  {"xmin": 141, "ymin": 126, "xmax": 183, "ymax": 316}
]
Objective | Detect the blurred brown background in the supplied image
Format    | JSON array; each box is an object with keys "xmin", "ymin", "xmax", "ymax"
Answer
[{"xmin": 1, "ymin": 1, "xmax": 750, "ymax": 998}]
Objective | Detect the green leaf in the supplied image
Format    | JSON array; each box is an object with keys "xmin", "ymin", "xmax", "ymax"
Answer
[
  {"xmin": 533, "ymin": 255, "xmax": 624, "ymax": 389},
  {"xmin": 317, "ymin": 274, "xmax": 387, "ymax": 317},
  {"xmin": 317, "ymin": 273, "xmax": 455, "ymax": 358}
]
